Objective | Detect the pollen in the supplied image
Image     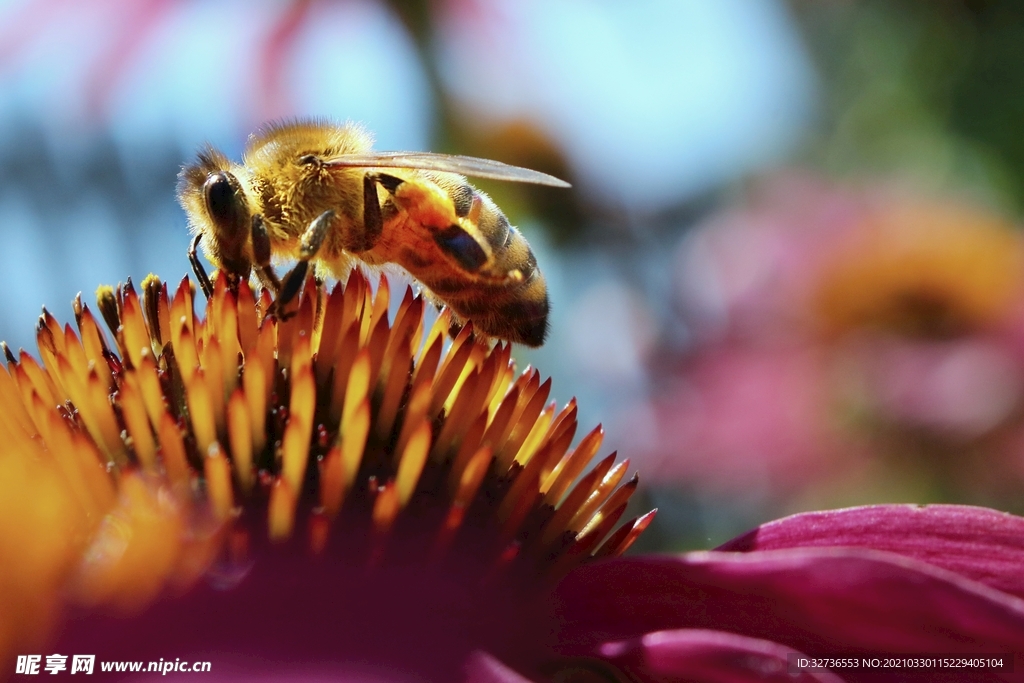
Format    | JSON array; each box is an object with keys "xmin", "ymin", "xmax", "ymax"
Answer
[{"xmin": 0, "ymin": 270, "xmax": 652, "ymax": 669}]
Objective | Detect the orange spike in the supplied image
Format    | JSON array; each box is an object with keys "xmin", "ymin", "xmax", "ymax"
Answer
[
  {"xmin": 375, "ymin": 345, "xmax": 412, "ymax": 444},
  {"xmin": 382, "ymin": 288, "xmax": 417, "ymax": 367},
  {"xmin": 17, "ymin": 351, "xmax": 59, "ymax": 410},
  {"xmin": 418, "ymin": 307, "xmax": 451, "ymax": 367},
  {"xmin": 69, "ymin": 429, "xmax": 117, "ymax": 512},
  {"xmin": 281, "ymin": 365, "xmax": 315, "ymax": 493},
  {"xmin": 432, "ymin": 446, "xmax": 491, "ymax": 561},
  {"xmin": 453, "ymin": 444, "xmax": 492, "ymax": 510},
  {"xmin": 120, "ymin": 372, "xmax": 157, "ymax": 471},
  {"xmin": 86, "ymin": 367, "xmax": 128, "ymax": 466},
  {"xmin": 595, "ymin": 509, "xmax": 658, "ymax": 558},
  {"xmin": 268, "ymin": 477, "xmax": 297, "ymax": 542},
  {"xmin": 120, "ymin": 282, "xmax": 150, "ymax": 369},
  {"xmin": 0, "ymin": 361, "xmax": 39, "ymax": 437},
  {"xmin": 486, "ymin": 370, "xmax": 536, "ymax": 451},
  {"xmin": 185, "ymin": 368, "xmax": 217, "ymax": 455},
  {"xmin": 543, "ymin": 424, "xmax": 605, "ymax": 504},
  {"xmin": 41, "ymin": 406, "xmax": 104, "ymax": 520},
  {"xmin": 512, "ymin": 402, "xmax": 555, "ymax": 467},
  {"xmin": 35, "ymin": 322, "xmax": 69, "ymax": 404},
  {"xmin": 340, "ymin": 399, "xmax": 370, "ymax": 492},
  {"xmin": 135, "ymin": 351, "xmax": 167, "ymax": 431},
  {"xmin": 498, "ymin": 432, "xmax": 567, "ymax": 527},
  {"xmin": 340, "ymin": 348, "xmax": 370, "ymax": 429},
  {"xmin": 255, "ymin": 316, "xmax": 277, "ymax": 402},
  {"xmin": 358, "ymin": 277, "xmax": 374, "ymax": 344},
  {"xmin": 497, "ymin": 377, "xmax": 552, "ymax": 472},
  {"xmin": 552, "ymin": 502, "xmax": 630, "ymax": 576},
  {"xmin": 533, "ymin": 407, "xmax": 579, "ymax": 486},
  {"xmin": 393, "ymin": 378, "xmax": 431, "ymax": 464},
  {"xmin": 315, "ymin": 283, "xmax": 349, "ymax": 388},
  {"xmin": 566, "ymin": 460, "xmax": 631, "ymax": 534},
  {"xmin": 141, "ymin": 274, "xmax": 168, "ymax": 348},
  {"xmin": 370, "ymin": 274, "xmax": 391, "ymax": 327},
  {"xmin": 396, "ymin": 419, "xmax": 430, "ymax": 507},
  {"xmin": 429, "ymin": 334, "xmax": 476, "ymax": 419},
  {"xmin": 62, "ymin": 324, "xmax": 90, "ymax": 378},
  {"xmin": 410, "ymin": 333, "xmax": 443, "ymax": 392},
  {"xmin": 236, "ymin": 279, "xmax": 259, "ymax": 354},
  {"xmin": 76, "ymin": 303, "xmax": 113, "ymax": 390},
  {"xmin": 575, "ymin": 474, "xmax": 639, "ymax": 540},
  {"xmin": 242, "ymin": 355, "xmax": 267, "ymax": 458},
  {"xmin": 216, "ymin": 288, "xmax": 241, "ymax": 392},
  {"xmin": 158, "ymin": 411, "xmax": 190, "ymax": 493},
  {"xmin": 446, "ymin": 408, "xmax": 486, "ymax": 487},
  {"xmin": 432, "ymin": 370, "xmax": 482, "ymax": 463},
  {"xmin": 363, "ymin": 313, "xmax": 391, "ymax": 391},
  {"xmin": 481, "ymin": 385, "xmax": 519, "ymax": 455},
  {"xmin": 484, "ymin": 348, "xmax": 515, "ymax": 418},
  {"xmin": 319, "ymin": 445, "xmax": 344, "ymax": 518},
  {"xmin": 38, "ymin": 308, "xmax": 65, "ymax": 355},
  {"xmin": 540, "ymin": 453, "xmax": 616, "ymax": 546},
  {"xmin": 174, "ymin": 320, "xmax": 200, "ymax": 386},
  {"xmin": 227, "ymin": 389, "xmax": 253, "ymax": 494},
  {"xmin": 327, "ymin": 325, "xmax": 360, "ymax": 423},
  {"xmin": 372, "ymin": 479, "xmax": 400, "ymax": 535},
  {"xmin": 205, "ymin": 442, "xmax": 234, "ymax": 521},
  {"xmin": 200, "ymin": 335, "xmax": 227, "ymax": 439}
]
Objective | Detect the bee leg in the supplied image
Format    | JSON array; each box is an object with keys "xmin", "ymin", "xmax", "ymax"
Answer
[
  {"xmin": 270, "ymin": 210, "xmax": 334, "ymax": 320},
  {"xmin": 188, "ymin": 234, "xmax": 215, "ymax": 299},
  {"xmin": 348, "ymin": 173, "xmax": 385, "ymax": 252},
  {"xmin": 251, "ymin": 214, "xmax": 282, "ymax": 294}
]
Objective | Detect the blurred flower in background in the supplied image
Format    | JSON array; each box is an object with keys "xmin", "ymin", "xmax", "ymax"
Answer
[{"xmin": 640, "ymin": 175, "xmax": 1024, "ymax": 524}]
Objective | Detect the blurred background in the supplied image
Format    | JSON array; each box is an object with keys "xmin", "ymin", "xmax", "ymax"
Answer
[{"xmin": 2, "ymin": 0, "xmax": 1024, "ymax": 550}]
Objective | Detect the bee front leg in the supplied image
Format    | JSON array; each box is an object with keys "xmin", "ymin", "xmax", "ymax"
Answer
[
  {"xmin": 251, "ymin": 214, "xmax": 282, "ymax": 293},
  {"xmin": 271, "ymin": 210, "xmax": 334, "ymax": 319},
  {"xmin": 188, "ymin": 234, "xmax": 215, "ymax": 299}
]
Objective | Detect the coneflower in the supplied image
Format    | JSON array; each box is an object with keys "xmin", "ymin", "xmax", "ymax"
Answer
[{"xmin": 0, "ymin": 270, "xmax": 651, "ymax": 681}]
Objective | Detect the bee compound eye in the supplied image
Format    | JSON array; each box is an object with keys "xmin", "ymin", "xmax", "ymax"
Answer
[{"xmin": 203, "ymin": 173, "xmax": 246, "ymax": 232}]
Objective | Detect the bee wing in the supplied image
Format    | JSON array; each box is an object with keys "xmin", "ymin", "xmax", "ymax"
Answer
[{"xmin": 321, "ymin": 152, "xmax": 571, "ymax": 188}]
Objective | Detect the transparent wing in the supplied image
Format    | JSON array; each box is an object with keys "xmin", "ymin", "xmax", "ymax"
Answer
[{"xmin": 321, "ymin": 152, "xmax": 571, "ymax": 188}]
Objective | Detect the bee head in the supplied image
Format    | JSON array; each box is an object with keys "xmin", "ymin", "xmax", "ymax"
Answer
[{"xmin": 177, "ymin": 148, "xmax": 253, "ymax": 277}]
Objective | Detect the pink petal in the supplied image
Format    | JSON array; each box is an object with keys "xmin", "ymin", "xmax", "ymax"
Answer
[
  {"xmin": 717, "ymin": 504, "xmax": 1024, "ymax": 599},
  {"xmin": 464, "ymin": 652, "xmax": 537, "ymax": 683},
  {"xmin": 599, "ymin": 629, "xmax": 847, "ymax": 683},
  {"xmin": 545, "ymin": 549, "xmax": 1024, "ymax": 682}
]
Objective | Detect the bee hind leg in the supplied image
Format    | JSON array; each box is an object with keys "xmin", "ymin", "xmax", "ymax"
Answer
[
  {"xmin": 270, "ymin": 210, "xmax": 334, "ymax": 320},
  {"xmin": 188, "ymin": 234, "xmax": 215, "ymax": 299}
]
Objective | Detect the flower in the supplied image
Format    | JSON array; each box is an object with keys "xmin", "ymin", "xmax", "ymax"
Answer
[
  {"xmin": 642, "ymin": 176, "xmax": 1024, "ymax": 508},
  {"xmin": 3, "ymin": 270, "xmax": 1024, "ymax": 682},
  {"xmin": 546, "ymin": 504, "xmax": 1024, "ymax": 683},
  {"xmin": 0, "ymin": 270, "xmax": 652, "ymax": 681}
]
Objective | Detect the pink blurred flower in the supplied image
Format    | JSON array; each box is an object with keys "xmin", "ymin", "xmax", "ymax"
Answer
[{"xmin": 641, "ymin": 174, "xmax": 1024, "ymax": 505}]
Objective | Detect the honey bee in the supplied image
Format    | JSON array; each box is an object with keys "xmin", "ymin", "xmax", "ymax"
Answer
[{"xmin": 177, "ymin": 120, "xmax": 569, "ymax": 346}]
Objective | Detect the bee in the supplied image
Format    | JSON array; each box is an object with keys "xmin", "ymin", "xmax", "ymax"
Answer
[{"xmin": 177, "ymin": 120, "xmax": 569, "ymax": 347}]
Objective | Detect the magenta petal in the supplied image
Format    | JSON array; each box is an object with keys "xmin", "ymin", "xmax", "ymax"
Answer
[
  {"xmin": 600, "ymin": 629, "xmax": 847, "ymax": 683},
  {"xmin": 717, "ymin": 504, "xmax": 1024, "ymax": 599},
  {"xmin": 464, "ymin": 652, "xmax": 537, "ymax": 683},
  {"xmin": 545, "ymin": 550, "xmax": 1024, "ymax": 682}
]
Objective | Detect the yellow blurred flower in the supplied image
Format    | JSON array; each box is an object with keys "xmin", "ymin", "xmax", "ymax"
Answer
[{"xmin": 813, "ymin": 201, "xmax": 1024, "ymax": 339}]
